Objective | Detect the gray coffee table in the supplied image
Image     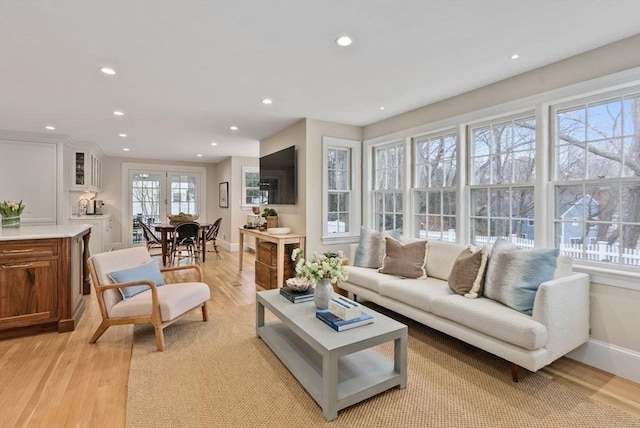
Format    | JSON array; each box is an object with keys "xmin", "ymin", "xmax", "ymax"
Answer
[{"xmin": 256, "ymin": 289, "xmax": 407, "ymax": 421}]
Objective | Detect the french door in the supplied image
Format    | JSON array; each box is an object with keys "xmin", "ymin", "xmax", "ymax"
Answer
[{"xmin": 126, "ymin": 167, "xmax": 204, "ymax": 247}]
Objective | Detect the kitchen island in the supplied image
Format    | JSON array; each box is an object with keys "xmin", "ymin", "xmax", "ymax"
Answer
[{"xmin": 0, "ymin": 224, "xmax": 91, "ymax": 339}]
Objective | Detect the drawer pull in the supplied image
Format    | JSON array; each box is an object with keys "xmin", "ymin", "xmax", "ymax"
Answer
[
  {"xmin": 2, "ymin": 263, "xmax": 35, "ymax": 269},
  {"xmin": 3, "ymin": 248, "xmax": 35, "ymax": 253}
]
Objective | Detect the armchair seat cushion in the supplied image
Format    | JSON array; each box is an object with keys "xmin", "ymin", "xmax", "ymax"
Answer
[{"xmin": 109, "ymin": 282, "xmax": 210, "ymax": 322}]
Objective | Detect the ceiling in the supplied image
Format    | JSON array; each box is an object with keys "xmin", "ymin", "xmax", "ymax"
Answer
[{"xmin": 1, "ymin": 1, "xmax": 639, "ymax": 163}]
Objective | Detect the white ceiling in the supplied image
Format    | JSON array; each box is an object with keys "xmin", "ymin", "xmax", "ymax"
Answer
[{"xmin": 1, "ymin": 1, "xmax": 639, "ymax": 163}]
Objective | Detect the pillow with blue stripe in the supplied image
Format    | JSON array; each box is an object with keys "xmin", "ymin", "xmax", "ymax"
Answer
[{"xmin": 354, "ymin": 226, "xmax": 402, "ymax": 268}]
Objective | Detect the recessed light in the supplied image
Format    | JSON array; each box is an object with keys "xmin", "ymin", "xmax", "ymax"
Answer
[
  {"xmin": 511, "ymin": 54, "xmax": 519, "ymax": 60},
  {"xmin": 113, "ymin": 111, "xmax": 124, "ymax": 116},
  {"xmin": 123, "ymin": 148, "xmax": 130, "ymax": 151},
  {"xmin": 100, "ymin": 67, "xmax": 116, "ymax": 75},
  {"xmin": 211, "ymin": 142, "xmax": 218, "ymax": 146},
  {"xmin": 379, "ymin": 106, "xmax": 385, "ymax": 110},
  {"xmin": 45, "ymin": 125, "xmax": 55, "ymax": 130},
  {"xmin": 196, "ymin": 154, "xmax": 203, "ymax": 157},
  {"xmin": 119, "ymin": 133, "xmax": 127, "ymax": 137},
  {"xmin": 336, "ymin": 35, "xmax": 353, "ymax": 47},
  {"xmin": 230, "ymin": 125, "xmax": 238, "ymax": 131},
  {"xmin": 262, "ymin": 98, "xmax": 273, "ymax": 105}
]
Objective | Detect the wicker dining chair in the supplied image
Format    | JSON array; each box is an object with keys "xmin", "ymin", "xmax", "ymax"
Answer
[
  {"xmin": 203, "ymin": 217, "xmax": 222, "ymax": 258},
  {"xmin": 140, "ymin": 221, "xmax": 163, "ymax": 255},
  {"xmin": 170, "ymin": 221, "xmax": 201, "ymax": 264}
]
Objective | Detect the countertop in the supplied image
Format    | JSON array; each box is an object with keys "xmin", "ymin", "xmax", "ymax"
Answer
[{"xmin": 0, "ymin": 224, "xmax": 91, "ymax": 241}]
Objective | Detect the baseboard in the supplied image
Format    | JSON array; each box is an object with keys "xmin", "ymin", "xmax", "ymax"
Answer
[
  {"xmin": 566, "ymin": 338, "xmax": 640, "ymax": 383},
  {"xmin": 217, "ymin": 239, "xmax": 239, "ymax": 253}
]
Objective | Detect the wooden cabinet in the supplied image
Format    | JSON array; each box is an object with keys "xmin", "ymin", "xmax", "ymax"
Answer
[
  {"xmin": 0, "ymin": 229, "xmax": 89, "ymax": 339},
  {"xmin": 255, "ymin": 242, "xmax": 296, "ymax": 289},
  {"xmin": 0, "ymin": 138, "xmax": 59, "ymax": 224},
  {"xmin": 71, "ymin": 149, "xmax": 102, "ymax": 192}
]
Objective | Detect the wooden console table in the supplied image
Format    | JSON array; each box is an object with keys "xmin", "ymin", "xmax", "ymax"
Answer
[{"xmin": 238, "ymin": 228, "xmax": 306, "ymax": 288}]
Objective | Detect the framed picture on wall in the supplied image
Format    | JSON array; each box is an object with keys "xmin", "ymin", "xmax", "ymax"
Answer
[{"xmin": 219, "ymin": 181, "xmax": 229, "ymax": 208}]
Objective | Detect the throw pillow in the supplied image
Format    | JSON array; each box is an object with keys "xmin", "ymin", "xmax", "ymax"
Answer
[
  {"xmin": 378, "ymin": 237, "xmax": 428, "ymax": 279},
  {"xmin": 108, "ymin": 260, "xmax": 165, "ymax": 299},
  {"xmin": 354, "ymin": 226, "xmax": 401, "ymax": 268},
  {"xmin": 447, "ymin": 246, "xmax": 488, "ymax": 298},
  {"xmin": 484, "ymin": 238, "xmax": 559, "ymax": 315}
]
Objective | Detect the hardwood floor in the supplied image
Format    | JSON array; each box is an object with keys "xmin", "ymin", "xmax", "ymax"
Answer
[{"xmin": 0, "ymin": 249, "xmax": 638, "ymax": 427}]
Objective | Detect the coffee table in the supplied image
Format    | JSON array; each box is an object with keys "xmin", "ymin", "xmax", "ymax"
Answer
[{"xmin": 256, "ymin": 289, "xmax": 407, "ymax": 421}]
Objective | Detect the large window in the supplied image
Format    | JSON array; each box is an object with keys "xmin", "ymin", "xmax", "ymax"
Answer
[
  {"xmin": 412, "ymin": 131, "xmax": 457, "ymax": 241},
  {"xmin": 241, "ymin": 166, "xmax": 261, "ymax": 208},
  {"xmin": 552, "ymin": 89, "xmax": 640, "ymax": 267},
  {"xmin": 373, "ymin": 142, "xmax": 404, "ymax": 232},
  {"xmin": 322, "ymin": 137, "xmax": 361, "ymax": 243},
  {"xmin": 468, "ymin": 114, "xmax": 536, "ymax": 247}
]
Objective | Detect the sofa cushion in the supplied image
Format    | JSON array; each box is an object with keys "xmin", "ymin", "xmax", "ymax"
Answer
[
  {"xmin": 484, "ymin": 239, "xmax": 559, "ymax": 315},
  {"xmin": 378, "ymin": 238, "xmax": 428, "ymax": 279},
  {"xmin": 425, "ymin": 241, "xmax": 468, "ymax": 280},
  {"xmin": 431, "ymin": 295, "xmax": 548, "ymax": 351},
  {"xmin": 109, "ymin": 282, "xmax": 210, "ymax": 322},
  {"xmin": 108, "ymin": 260, "xmax": 165, "ymax": 298},
  {"xmin": 354, "ymin": 226, "xmax": 401, "ymax": 268},
  {"xmin": 344, "ymin": 266, "xmax": 401, "ymax": 293},
  {"xmin": 447, "ymin": 246, "xmax": 488, "ymax": 298},
  {"xmin": 379, "ymin": 277, "xmax": 455, "ymax": 312}
]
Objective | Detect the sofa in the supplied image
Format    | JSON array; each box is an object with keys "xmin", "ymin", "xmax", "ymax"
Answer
[{"xmin": 337, "ymin": 239, "xmax": 590, "ymax": 381}]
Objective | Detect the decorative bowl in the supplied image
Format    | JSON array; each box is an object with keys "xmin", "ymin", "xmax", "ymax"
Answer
[
  {"xmin": 267, "ymin": 227, "xmax": 291, "ymax": 235},
  {"xmin": 286, "ymin": 277, "xmax": 314, "ymax": 292},
  {"xmin": 168, "ymin": 213, "xmax": 199, "ymax": 224}
]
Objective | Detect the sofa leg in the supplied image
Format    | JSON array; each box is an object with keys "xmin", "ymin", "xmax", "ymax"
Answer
[
  {"xmin": 510, "ymin": 363, "xmax": 519, "ymax": 382},
  {"xmin": 352, "ymin": 294, "xmax": 358, "ymax": 302}
]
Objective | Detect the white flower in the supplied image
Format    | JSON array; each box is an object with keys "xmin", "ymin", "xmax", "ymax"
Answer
[{"xmin": 291, "ymin": 250, "xmax": 349, "ymax": 284}]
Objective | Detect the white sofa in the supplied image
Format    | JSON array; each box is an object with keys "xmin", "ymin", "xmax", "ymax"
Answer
[{"xmin": 338, "ymin": 240, "xmax": 590, "ymax": 381}]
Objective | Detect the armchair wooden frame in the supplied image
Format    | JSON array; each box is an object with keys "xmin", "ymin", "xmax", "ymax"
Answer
[{"xmin": 87, "ymin": 262, "xmax": 208, "ymax": 351}]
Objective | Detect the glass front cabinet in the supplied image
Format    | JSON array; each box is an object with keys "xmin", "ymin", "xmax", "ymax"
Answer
[{"xmin": 71, "ymin": 149, "xmax": 102, "ymax": 192}]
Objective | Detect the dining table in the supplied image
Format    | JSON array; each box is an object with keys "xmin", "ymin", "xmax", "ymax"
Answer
[{"xmin": 154, "ymin": 222, "xmax": 212, "ymax": 266}]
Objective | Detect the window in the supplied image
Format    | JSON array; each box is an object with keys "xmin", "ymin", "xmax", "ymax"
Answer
[
  {"xmin": 322, "ymin": 137, "xmax": 361, "ymax": 243},
  {"xmin": 169, "ymin": 174, "xmax": 198, "ymax": 214},
  {"xmin": 241, "ymin": 166, "xmax": 260, "ymax": 208},
  {"xmin": 468, "ymin": 114, "xmax": 536, "ymax": 247},
  {"xmin": 412, "ymin": 131, "xmax": 457, "ymax": 242},
  {"xmin": 552, "ymin": 88, "xmax": 640, "ymax": 267},
  {"xmin": 373, "ymin": 142, "xmax": 404, "ymax": 232}
]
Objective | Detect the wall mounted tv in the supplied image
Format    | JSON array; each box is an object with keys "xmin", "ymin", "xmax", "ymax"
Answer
[{"xmin": 259, "ymin": 145, "xmax": 296, "ymax": 205}]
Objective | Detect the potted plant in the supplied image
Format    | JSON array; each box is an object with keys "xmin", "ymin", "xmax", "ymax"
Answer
[{"xmin": 261, "ymin": 207, "xmax": 278, "ymax": 229}]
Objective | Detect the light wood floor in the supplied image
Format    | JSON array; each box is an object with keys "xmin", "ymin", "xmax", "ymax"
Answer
[{"xmin": 0, "ymin": 249, "xmax": 638, "ymax": 427}]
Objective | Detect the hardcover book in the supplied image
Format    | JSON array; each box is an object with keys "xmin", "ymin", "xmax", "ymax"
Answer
[
  {"xmin": 280, "ymin": 286, "xmax": 314, "ymax": 303},
  {"xmin": 315, "ymin": 309, "xmax": 374, "ymax": 331}
]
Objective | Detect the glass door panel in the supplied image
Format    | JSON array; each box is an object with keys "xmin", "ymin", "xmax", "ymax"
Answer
[
  {"xmin": 131, "ymin": 172, "xmax": 165, "ymax": 245},
  {"xmin": 169, "ymin": 173, "xmax": 199, "ymax": 215}
]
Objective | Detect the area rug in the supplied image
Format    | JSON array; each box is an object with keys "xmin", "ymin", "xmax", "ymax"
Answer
[{"xmin": 127, "ymin": 303, "xmax": 640, "ymax": 427}]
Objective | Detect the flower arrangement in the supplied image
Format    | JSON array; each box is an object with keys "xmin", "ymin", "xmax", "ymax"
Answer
[
  {"xmin": 291, "ymin": 248, "xmax": 349, "ymax": 284},
  {"xmin": 0, "ymin": 200, "xmax": 25, "ymax": 217}
]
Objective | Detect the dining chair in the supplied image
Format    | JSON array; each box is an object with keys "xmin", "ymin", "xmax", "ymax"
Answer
[
  {"xmin": 171, "ymin": 221, "xmax": 201, "ymax": 264},
  {"xmin": 140, "ymin": 221, "xmax": 163, "ymax": 255},
  {"xmin": 87, "ymin": 246, "xmax": 210, "ymax": 351},
  {"xmin": 203, "ymin": 217, "xmax": 222, "ymax": 258}
]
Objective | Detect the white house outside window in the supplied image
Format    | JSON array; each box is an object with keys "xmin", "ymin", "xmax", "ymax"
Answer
[
  {"xmin": 552, "ymin": 88, "xmax": 640, "ymax": 268},
  {"xmin": 413, "ymin": 131, "xmax": 457, "ymax": 242},
  {"xmin": 468, "ymin": 114, "xmax": 536, "ymax": 247},
  {"xmin": 322, "ymin": 137, "xmax": 361, "ymax": 244},
  {"xmin": 373, "ymin": 142, "xmax": 404, "ymax": 232}
]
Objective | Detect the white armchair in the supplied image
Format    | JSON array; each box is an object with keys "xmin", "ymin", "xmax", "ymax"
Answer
[{"xmin": 87, "ymin": 246, "xmax": 210, "ymax": 351}]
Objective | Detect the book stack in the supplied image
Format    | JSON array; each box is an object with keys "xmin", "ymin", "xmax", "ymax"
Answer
[
  {"xmin": 328, "ymin": 296, "xmax": 361, "ymax": 320},
  {"xmin": 279, "ymin": 286, "xmax": 314, "ymax": 303},
  {"xmin": 316, "ymin": 309, "xmax": 374, "ymax": 332}
]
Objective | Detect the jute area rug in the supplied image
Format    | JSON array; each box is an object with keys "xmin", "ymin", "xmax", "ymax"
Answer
[{"xmin": 127, "ymin": 303, "xmax": 640, "ymax": 428}]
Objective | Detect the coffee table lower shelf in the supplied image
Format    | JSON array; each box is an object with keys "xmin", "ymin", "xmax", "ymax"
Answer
[{"xmin": 258, "ymin": 321, "xmax": 403, "ymax": 420}]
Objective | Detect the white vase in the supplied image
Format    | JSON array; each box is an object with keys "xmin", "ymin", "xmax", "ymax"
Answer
[{"xmin": 314, "ymin": 278, "xmax": 333, "ymax": 309}]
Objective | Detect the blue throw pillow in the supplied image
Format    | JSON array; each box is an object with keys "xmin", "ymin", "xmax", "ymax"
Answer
[
  {"xmin": 108, "ymin": 260, "xmax": 165, "ymax": 299},
  {"xmin": 354, "ymin": 226, "xmax": 402, "ymax": 268},
  {"xmin": 484, "ymin": 238, "xmax": 559, "ymax": 315}
]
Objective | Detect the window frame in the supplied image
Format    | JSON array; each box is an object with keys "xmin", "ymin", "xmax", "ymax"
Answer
[
  {"xmin": 321, "ymin": 136, "xmax": 361, "ymax": 244},
  {"xmin": 241, "ymin": 165, "xmax": 260, "ymax": 210},
  {"xmin": 361, "ymin": 68, "xmax": 640, "ymax": 290}
]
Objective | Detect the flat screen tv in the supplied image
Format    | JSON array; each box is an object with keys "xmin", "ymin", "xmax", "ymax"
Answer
[{"xmin": 259, "ymin": 145, "xmax": 296, "ymax": 205}]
